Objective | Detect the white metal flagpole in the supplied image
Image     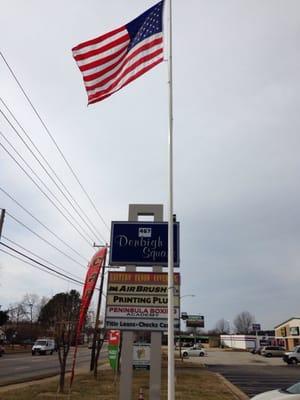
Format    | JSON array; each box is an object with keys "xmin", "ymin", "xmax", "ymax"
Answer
[{"xmin": 166, "ymin": 0, "xmax": 175, "ymax": 398}]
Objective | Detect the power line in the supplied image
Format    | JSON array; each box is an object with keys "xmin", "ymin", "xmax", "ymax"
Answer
[
  {"xmin": 0, "ymin": 129, "xmax": 96, "ymax": 246},
  {"xmin": 0, "ymin": 187, "xmax": 88, "ymax": 262},
  {"xmin": 2, "ymin": 186, "xmax": 89, "ymax": 260},
  {"xmin": 0, "ymin": 135, "xmax": 94, "ymax": 248},
  {"xmin": 2, "ymin": 236, "xmax": 83, "ymax": 281},
  {"xmin": 0, "ymin": 100, "xmax": 107, "ymax": 243},
  {"xmin": 0, "ymin": 247, "xmax": 84, "ymax": 289},
  {"xmin": 0, "ymin": 242, "xmax": 85, "ymax": 286},
  {"xmin": 0, "ymin": 51, "xmax": 110, "ymax": 233},
  {"xmin": 6, "ymin": 212, "xmax": 86, "ymax": 269}
]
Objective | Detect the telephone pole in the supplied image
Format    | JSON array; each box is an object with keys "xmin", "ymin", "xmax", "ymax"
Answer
[{"xmin": 0, "ymin": 209, "xmax": 5, "ymax": 239}]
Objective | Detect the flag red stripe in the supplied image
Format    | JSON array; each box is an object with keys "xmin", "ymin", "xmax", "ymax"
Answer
[
  {"xmin": 73, "ymin": 33, "xmax": 129, "ymax": 62},
  {"xmin": 86, "ymin": 47, "xmax": 163, "ymax": 93},
  {"xmin": 78, "ymin": 45, "xmax": 128, "ymax": 73},
  {"xmin": 83, "ymin": 51, "xmax": 127, "ymax": 82},
  {"xmin": 72, "ymin": 26, "xmax": 126, "ymax": 52},
  {"xmin": 88, "ymin": 55, "xmax": 163, "ymax": 103},
  {"xmin": 84, "ymin": 53, "xmax": 127, "ymax": 84},
  {"xmin": 88, "ymin": 57, "xmax": 163, "ymax": 104},
  {"xmin": 83, "ymin": 36, "xmax": 163, "ymax": 83}
]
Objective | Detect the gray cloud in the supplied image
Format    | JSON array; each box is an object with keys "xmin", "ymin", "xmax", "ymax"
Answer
[{"xmin": 1, "ymin": 0, "xmax": 300, "ymax": 330}]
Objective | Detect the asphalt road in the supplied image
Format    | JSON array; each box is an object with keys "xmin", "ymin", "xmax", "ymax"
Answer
[
  {"xmin": 207, "ymin": 364, "xmax": 300, "ymax": 398},
  {"xmin": 183, "ymin": 349, "xmax": 300, "ymax": 398},
  {"xmin": 193, "ymin": 349, "xmax": 300, "ymax": 397},
  {"xmin": 0, "ymin": 346, "xmax": 108, "ymax": 386}
]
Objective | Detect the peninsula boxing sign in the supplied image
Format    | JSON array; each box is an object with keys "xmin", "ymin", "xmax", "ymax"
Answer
[
  {"xmin": 109, "ymin": 222, "xmax": 180, "ymax": 266},
  {"xmin": 106, "ymin": 306, "xmax": 180, "ymax": 319},
  {"xmin": 105, "ymin": 272, "xmax": 180, "ymax": 331}
]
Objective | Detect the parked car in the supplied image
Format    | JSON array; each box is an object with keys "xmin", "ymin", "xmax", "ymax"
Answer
[
  {"xmin": 283, "ymin": 345, "xmax": 300, "ymax": 365},
  {"xmin": 261, "ymin": 346, "xmax": 286, "ymax": 357},
  {"xmin": 0, "ymin": 344, "xmax": 4, "ymax": 357},
  {"xmin": 251, "ymin": 381, "xmax": 300, "ymax": 399},
  {"xmin": 32, "ymin": 338, "xmax": 56, "ymax": 355},
  {"xmin": 182, "ymin": 346, "xmax": 206, "ymax": 358}
]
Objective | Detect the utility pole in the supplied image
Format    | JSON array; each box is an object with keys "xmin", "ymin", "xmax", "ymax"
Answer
[
  {"xmin": 0, "ymin": 209, "xmax": 5, "ymax": 239},
  {"xmin": 93, "ymin": 264, "xmax": 106, "ymax": 378},
  {"xmin": 29, "ymin": 302, "xmax": 33, "ymax": 342},
  {"xmin": 29, "ymin": 303, "xmax": 33, "ymax": 325}
]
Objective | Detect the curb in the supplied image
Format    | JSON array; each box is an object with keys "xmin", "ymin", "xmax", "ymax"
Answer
[{"xmin": 216, "ymin": 373, "xmax": 249, "ymax": 400}]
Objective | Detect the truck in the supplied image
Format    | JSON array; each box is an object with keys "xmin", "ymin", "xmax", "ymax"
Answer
[
  {"xmin": 282, "ymin": 345, "xmax": 300, "ymax": 365},
  {"xmin": 32, "ymin": 338, "xmax": 56, "ymax": 355}
]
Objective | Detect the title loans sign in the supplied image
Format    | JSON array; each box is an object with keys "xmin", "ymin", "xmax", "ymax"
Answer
[
  {"xmin": 105, "ymin": 272, "xmax": 180, "ymax": 332},
  {"xmin": 109, "ymin": 222, "xmax": 180, "ymax": 266}
]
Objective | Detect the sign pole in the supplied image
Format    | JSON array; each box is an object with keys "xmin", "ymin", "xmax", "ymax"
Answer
[{"xmin": 167, "ymin": 0, "xmax": 175, "ymax": 398}]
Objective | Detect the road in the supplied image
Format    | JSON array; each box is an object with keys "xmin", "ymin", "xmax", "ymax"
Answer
[{"xmin": 0, "ymin": 346, "xmax": 108, "ymax": 386}]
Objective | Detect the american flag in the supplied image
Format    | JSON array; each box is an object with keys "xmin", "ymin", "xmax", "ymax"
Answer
[{"xmin": 72, "ymin": 1, "xmax": 164, "ymax": 105}]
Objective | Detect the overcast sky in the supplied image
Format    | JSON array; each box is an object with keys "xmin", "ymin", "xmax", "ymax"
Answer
[{"xmin": 1, "ymin": 0, "xmax": 300, "ymax": 331}]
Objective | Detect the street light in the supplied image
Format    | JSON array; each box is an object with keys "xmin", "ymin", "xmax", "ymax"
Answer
[
  {"xmin": 180, "ymin": 294, "xmax": 195, "ymax": 300},
  {"xmin": 226, "ymin": 320, "xmax": 233, "ymax": 349},
  {"xmin": 27, "ymin": 302, "xmax": 33, "ymax": 343}
]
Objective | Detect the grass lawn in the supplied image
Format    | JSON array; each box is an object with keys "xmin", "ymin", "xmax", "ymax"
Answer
[
  {"xmin": 3, "ymin": 345, "xmax": 32, "ymax": 354},
  {"xmin": 0, "ymin": 362, "xmax": 236, "ymax": 400}
]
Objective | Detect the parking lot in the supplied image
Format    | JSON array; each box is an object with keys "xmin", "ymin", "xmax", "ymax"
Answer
[
  {"xmin": 184, "ymin": 348, "xmax": 300, "ymax": 398},
  {"xmin": 202, "ymin": 348, "xmax": 285, "ymax": 366}
]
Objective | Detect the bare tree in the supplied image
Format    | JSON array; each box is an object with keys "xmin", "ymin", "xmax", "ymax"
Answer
[
  {"xmin": 7, "ymin": 303, "xmax": 27, "ymax": 325},
  {"xmin": 215, "ymin": 318, "xmax": 230, "ymax": 334},
  {"xmin": 233, "ymin": 311, "xmax": 255, "ymax": 334},
  {"xmin": 38, "ymin": 290, "xmax": 80, "ymax": 393}
]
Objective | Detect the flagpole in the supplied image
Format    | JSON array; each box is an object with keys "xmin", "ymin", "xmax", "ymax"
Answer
[{"xmin": 167, "ymin": 0, "xmax": 175, "ymax": 399}]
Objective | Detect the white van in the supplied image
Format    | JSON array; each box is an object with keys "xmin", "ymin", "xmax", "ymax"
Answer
[
  {"xmin": 32, "ymin": 338, "xmax": 56, "ymax": 355},
  {"xmin": 283, "ymin": 345, "xmax": 300, "ymax": 365}
]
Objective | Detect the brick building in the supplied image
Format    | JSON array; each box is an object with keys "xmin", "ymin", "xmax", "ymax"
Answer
[{"xmin": 275, "ymin": 317, "xmax": 300, "ymax": 351}]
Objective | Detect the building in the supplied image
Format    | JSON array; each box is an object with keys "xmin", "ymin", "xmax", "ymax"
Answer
[
  {"xmin": 275, "ymin": 317, "xmax": 300, "ymax": 351},
  {"xmin": 220, "ymin": 335, "xmax": 256, "ymax": 350},
  {"xmin": 220, "ymin": 332, "xmax": 276, "ymax": 350}
]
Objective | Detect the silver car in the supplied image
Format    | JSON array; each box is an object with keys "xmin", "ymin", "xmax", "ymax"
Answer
[
  {"xmin": 182, "ymin": 346, "xmax": 207, "ymax": 358},
  {"xmin": 261, "ymin": 345, "xmax": 285, "ymax": 357}
]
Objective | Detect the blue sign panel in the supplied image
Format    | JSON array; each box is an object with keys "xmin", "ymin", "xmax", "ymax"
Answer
[
  {"xmin": 252, "ymin": 323, "xmax": 261, "ymax": 332},
  {"xmin": 109, "ymin": 221, "xmax": 180, "ymax": 267}
]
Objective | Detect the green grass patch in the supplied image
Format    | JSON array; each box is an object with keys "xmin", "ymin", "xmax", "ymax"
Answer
[{"xmin": 0, "ymin": 364, "xmax": 236, "ymax": 400}]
